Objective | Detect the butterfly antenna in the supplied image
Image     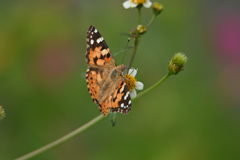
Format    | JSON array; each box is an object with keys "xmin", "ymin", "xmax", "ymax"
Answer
[
  {"xmin": 129, "ymin": 68, "xmax": 138, "ymax": 75},
  {"xmin": 121, "ymin": 38, "xmax": 130, "ymax": 64}
]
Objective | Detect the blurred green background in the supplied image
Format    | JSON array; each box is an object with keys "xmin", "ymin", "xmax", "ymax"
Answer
[{"xmin": 1, "ymin": 0, "xmax": 240, "ymax": 159}]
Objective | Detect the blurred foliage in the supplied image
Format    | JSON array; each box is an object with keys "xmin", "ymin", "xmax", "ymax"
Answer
[{"xmin": 0, "ymin": 0, "xmax": 240, "ymax": 160}]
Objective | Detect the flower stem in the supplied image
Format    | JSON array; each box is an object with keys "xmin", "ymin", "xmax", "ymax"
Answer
[
  {"xmin": 138, "ymin": 7, "xmax": 141, "ymax": 24},
  {"xmin": 15, "ymin": 75, "xmax": 171, "ymax": 160},
  {"xmin": 133, "ymin": 73, "xmax": 171, "ymax": 101},
  {"xmin": 146, "ymin": 15, "xmax": 156, "ymax": 29},
  {"xmin": 15, "ymin": 114, "xmax": 105, "ymax": 160},
  {"xmin": 126, "ymin": 34, "xmax": 141, "ymax": 71}
]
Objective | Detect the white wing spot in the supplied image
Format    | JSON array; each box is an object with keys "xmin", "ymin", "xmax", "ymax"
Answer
[
  {"xmin": 90, "ymin": 40, "xmax": 94, "ymax": 45},
  {"xmin": 128, "ymin": 100, "xmax": 131, "ymax": 105},
  {"xmin": 97, "ymin": 39, "xmax": 100, "ymax": 44},
  {"xmin": 94, "ymin": 29, "xmax": 97, "ymax": 33},
  {"xmin": 124, "ymin": 92, "xmax": 129, "ymax": 100},
  {"xmin": 96, "ymin": 37, "xmax": 104, "ymax": 44},
  {"xmin": 90, "ymin": 35, "xmax": 92, "ymax": 38},
  {"xmin": 121, "ymin": 103, "xmax": 124, "ymax": 108},
  {"xmin": 91, "ymin": 32, "xmax": 93, "ymax": 35}
]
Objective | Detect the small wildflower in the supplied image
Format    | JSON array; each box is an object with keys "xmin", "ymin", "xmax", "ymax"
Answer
[
  {"xmin": 136, "ymin": 25, "xmax": 147, "ymax": 34},
  {"xmin": 152, "ymin": 2, "xmax": 163, "ymax": 15},
  {"xmin": 168, "ymin": 52, "xmax": 188, "ymax": 75},
  {"xmin": 124, "ymin": 68, "xmax": 144, "ymax": 98},
  {"xmin": 123, "ymin": 0, "xmax": 152, "ymax": 9},
  {"xmin": 0, "ymin": 106, "xmax": 5, "ymax": 120}
]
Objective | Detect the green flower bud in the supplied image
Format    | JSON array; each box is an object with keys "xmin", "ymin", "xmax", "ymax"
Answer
[
  {"xmin": 168, "ymin": 52, "xmax": 188, "ymax": 75},
  {"xmin": 136, "ymin": 24, "xmax": 147, "ymax": 34},
  {"xmin": 152, "ymin": 2, "xmax": 163, "ymax": 16},
  {"xmin": 0, "ymin": 106, "xmax": 5, "ymax": 120}
]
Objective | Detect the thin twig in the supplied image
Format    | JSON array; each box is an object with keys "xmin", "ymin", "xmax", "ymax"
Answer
[
  {"xmin": 15, "ymin": 114, "xmax": 104, "ymax": 160},
  {"xmin": 133, "ymin": 73, "xmax": 171, "ymax": 101},
  {"xmin": 126, "ymin": 35, "xmax": 141, "ymax": 70}
]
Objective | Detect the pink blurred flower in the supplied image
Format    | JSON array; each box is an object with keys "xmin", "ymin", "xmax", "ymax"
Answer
[{"xmin": 211, "ymin": 10, "xmax": 240, "ymax": 62}]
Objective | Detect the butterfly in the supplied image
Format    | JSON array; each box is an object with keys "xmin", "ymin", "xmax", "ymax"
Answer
[{"xmin": 85, "ymin": 25, "xmax": 131, "ymax": 116}]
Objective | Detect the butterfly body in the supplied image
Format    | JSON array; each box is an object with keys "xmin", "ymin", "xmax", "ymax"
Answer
[{"xmin": 85, "ymin": 26, "xmax": 131, "ymax": 116}]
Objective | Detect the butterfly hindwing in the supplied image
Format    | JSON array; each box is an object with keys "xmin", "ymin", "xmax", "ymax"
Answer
[{"xmin": 111, "ymin": 80, "xmax": 131, "ymax": 114}]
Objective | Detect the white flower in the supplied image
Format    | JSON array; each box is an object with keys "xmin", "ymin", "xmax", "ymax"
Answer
[
  {"xmin": 124, "ymin": 68, "xmax": 144, "ymax": 98},
  {"xmin": 123, "ymin": 0, "xmax": 152, "ymax": 9}
]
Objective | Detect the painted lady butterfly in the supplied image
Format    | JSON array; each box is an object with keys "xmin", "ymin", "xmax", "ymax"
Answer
[{"xmin": 85, "ymin": 25, "xmax": 131, "ymax": 116}]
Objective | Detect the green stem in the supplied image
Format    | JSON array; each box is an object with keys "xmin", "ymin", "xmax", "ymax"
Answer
[
  {"xmin": 138, "ymin": 7, "xmax": 141, "ymax": 24},
  {"xmin": 146, "ymin": 15, "xmax": 156, "ymax": 29},
  {"xmin": 15, "ymin": 73, "xmax": 171, "ymax": 160},
  {"xmin": 126, "ymin": 34, "xmax": 141, "ymax": 71},
  {"xmin": 133, "ymin": 73, "xmax": 171, "ymax": 101},
  {"xmin": 15, "ymin": 114, "xmax": 105, "ymax": 160}
]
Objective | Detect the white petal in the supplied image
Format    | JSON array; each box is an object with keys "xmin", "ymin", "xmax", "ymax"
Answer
[
  {"xmin": 128, "ymin": 68, "xmax": 137, "ymax": 77},
  {"xmin": 130, "ymin": 89, "xmax": 137, "ymax": 98},
  {"xmin": 123, "ymin": 1, "xmax": 137, "ymax": 9},
  {"xmin": 135, "ymin": 81, "xmax": 144, "ymax": 90},
  {"xmin": 143, "ymin": 0, "xmax": 152, "ymax": 8}
]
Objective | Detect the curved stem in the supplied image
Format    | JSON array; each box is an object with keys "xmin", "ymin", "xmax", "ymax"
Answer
[
  {"xmin": 133, "ymin": 73, "xmax": 171, "ymax": 101},
  {"xmin": 15, "ymin": 114, "xmax": 105, "ymax": 160},
  {"xmin": 15, "ymin": 74, "xmax": 171, "ymax": 160},
  {"xmin": 126, "ymin": 34, "xmax": 141, "ymax": 71},
  {"xmin": 146, "ymin": 15, "xmax": 156, "ymax": 29}
]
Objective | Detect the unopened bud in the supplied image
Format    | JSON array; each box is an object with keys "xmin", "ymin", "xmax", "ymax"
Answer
[
  {"xmin": 152, "ymin": 2, "xmax": 163, "ymax": 16},
  {"xmin": 168, "ymin": 52, "xmax": 188, "ymax": 75},
  {"xmin": 136, "ymin": 24, "xmax": 146, "ymax": 34}
]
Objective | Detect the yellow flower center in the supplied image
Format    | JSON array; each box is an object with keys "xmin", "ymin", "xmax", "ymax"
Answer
[
  {"xmin": 123, "ymin": 74, "xmax": 137, "ymax": 91},
  {"xmin": 131, "ymin": 0, "xmax": 146, "ymax": 5}
]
